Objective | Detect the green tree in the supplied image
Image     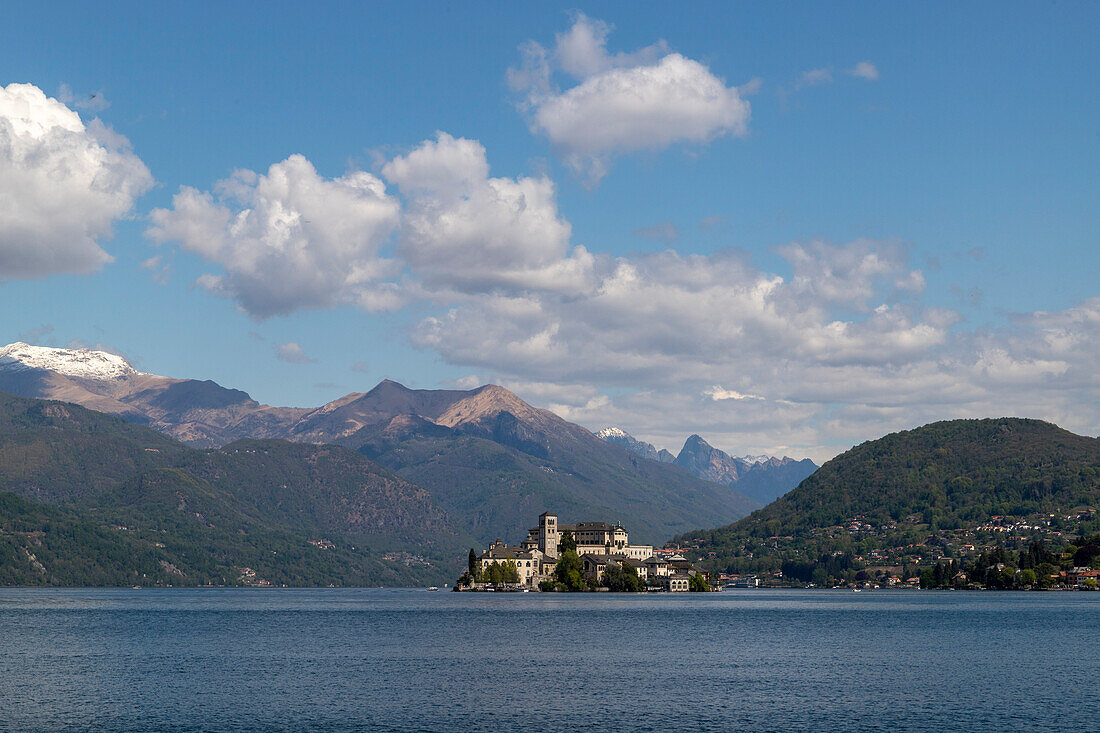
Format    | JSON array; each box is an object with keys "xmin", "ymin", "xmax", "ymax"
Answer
[
  {"xmin": 500, "ymin": 559, "xmax": 519, "ymax": 584},
  {"xmin": 468, "ymin": 548, "xmax": 478, "ymax": 578},
  {"xmin": 688, "ymin": 573, "xmax": 710, "ymax": 592},
  {"xmin": 603, "ymin": 562, "xmax": 642, "ymax": 592},
  {"xmin": 486, "ymin": 562, "xmax": 503, "ymax": 585},
  {"xmin": 558, "ymin": 530, "xmax": 577, "ymax": 554},
  {"xmin": 553, "ymin": 550, "xmax": 585, "ymax": 591},
  {"xmin": 1016, "ymin": 569, "xmax": 1036, "ymax": 588}
]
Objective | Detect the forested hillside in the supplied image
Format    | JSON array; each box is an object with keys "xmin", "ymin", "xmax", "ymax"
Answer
[{"xmin": 676, "ymin": 419, "xmax": 1100, "ymax": 582}]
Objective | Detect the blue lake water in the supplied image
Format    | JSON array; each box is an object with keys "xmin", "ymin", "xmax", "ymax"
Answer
[{"xmin": 0, "ymin": 588, "xmax": 1096, "ymax": 732}]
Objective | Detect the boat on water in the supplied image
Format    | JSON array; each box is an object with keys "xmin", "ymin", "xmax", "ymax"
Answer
[{"xmin": 427, "ymin": 586, "xmax": 439, "ymax": 591}]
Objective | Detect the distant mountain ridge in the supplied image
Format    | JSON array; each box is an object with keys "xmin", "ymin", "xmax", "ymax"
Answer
[
  {"xmin": 0, "ymin": 343, "xmax": 759, "ymax": 546},
  {"xmin": 596, "ymin": 427, "xmax": 675, "ymax": 464},
  {"xmin": 596, "ymin": 427, "xmax": 817, "ymax": 505}
]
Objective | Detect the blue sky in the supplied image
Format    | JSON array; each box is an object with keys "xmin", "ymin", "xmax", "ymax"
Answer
[{"xmin": 1, "ymin": 2, "xmax": 1096, "ymax": 460}]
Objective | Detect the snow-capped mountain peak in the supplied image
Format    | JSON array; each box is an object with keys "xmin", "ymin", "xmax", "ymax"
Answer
[
  {"xmin": 596, "ymin": 426, "xmax": 630, "ymax": 439},
  {"xmin": 0, "ymin": 342, "xmax": 140, "ymax": 380},
  {"xmin": 737, "ymin": 454, "xmax": 773, "ymax": 465}
]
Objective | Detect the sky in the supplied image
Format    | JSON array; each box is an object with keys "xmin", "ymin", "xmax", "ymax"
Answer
[{"xmin": 0, "ymin": 1, "xmax": 1097, "ymax": 463}]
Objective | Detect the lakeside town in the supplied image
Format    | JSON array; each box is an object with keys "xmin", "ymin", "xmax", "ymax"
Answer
[
  {"xmin": 677, "ymin": 508, "xmax": 1100, "ymax": 590},
  {"xmin": 457, "ymin": 509, "xmax": 1099, "ymax": 593}
]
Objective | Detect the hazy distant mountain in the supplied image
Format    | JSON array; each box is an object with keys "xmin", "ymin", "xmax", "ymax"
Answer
[
  {"xmin": 674, "ymin": 434, "xmax": 817, "ymax": 505},
  {"xmin": 0, "ymin": 343, "xmax": 759, "ymax": 545},
  {"xmin": 596, "ymin": 427, "xmax": 675, "ymax": 463},
  {"xmin": 595, "ymin": 425, "xmax": 817, "ymax": 506}
]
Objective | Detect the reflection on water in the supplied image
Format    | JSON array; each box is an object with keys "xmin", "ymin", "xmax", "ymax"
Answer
[{"xmin": 0, "ymin": 589, "xmax": 1095, "ymax": 732}]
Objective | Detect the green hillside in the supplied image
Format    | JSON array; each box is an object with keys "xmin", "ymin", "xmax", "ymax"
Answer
[
  {"xmin": 0, "ymin": 392, "xmax": 470, "ymax": 586},
  {"xmin": 676, "ymin": 418, "xmax": 1100, "ymax": 580}
]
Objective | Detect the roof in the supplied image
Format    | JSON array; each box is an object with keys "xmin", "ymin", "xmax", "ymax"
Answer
[
  {"xmin": 573, "ymin": 521, "xmax": 621, "ymax": 531},
  {"xmin": 481, "ymin": 545, "xmax": 535, "ymax": 560}
]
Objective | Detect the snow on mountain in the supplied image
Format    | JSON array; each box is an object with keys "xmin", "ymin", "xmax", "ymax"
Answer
[
  {"xmin": 737, "ymin": 454, "xmax": 773, "ymax": 465},
  {"xmin": 596, "ymin": 426, "xmax": 675, "ymax": 464},
  {"xmin": 0, "ymin": 342, "xmax": 140, "ymax": 380}
]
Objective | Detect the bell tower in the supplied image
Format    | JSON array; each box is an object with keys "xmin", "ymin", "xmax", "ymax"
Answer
[{"xmin": 539, "ymin": 512, "xmax": 559, "ymax": 559}]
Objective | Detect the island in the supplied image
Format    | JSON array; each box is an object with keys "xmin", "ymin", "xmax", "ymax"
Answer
[{"xmin": 455, "ymin": 512, "xmax": 709, "ymax": 592}]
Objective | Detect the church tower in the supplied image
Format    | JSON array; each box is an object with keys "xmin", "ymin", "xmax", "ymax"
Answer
[{"xmin": 538, "ymin": 512, "xmax": 559, "ymax": 559}]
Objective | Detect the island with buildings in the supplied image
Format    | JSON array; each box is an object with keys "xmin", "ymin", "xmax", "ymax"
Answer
[{"xmin": 456, "ymin": 512, "xmax": 708, "ymax": 592}]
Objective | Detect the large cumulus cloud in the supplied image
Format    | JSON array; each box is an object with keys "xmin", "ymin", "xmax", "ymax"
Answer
[
  {"xmin": 509, "ymin": 14, "xmax": 751, "ymax": 185},
  {"xmin": 382, "ymin": 132, "xmax": 594, "ymax": 296},
  {"xmin": 148, "ymin": 154, "xmax": 401, "ymax": 318},
  {"xmin": 0, "ymin": 83, "xmax": 153, "ymax": 279}
]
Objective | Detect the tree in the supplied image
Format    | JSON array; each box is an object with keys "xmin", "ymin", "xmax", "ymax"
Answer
[
  {"xmin": 500, "ymin": 559, "xmax": 519, "ymax": 584},
  {"xmin": 485, "ymin": 562, "xmax": 503, "ymax": 585},
  {"xmin": 1016, "ymin": 569, "xmax": 1036, "ymax": 588},
  {"xmin": 468, "ymin": 548, "xmax": 478, "ymax": 578},
  {"xmin": 558, "ymin": 530, "xmax": 577, "ymax": 554},
  {"xmin": 689, "ymin": 573, "xmax": 710, "ymax": 592},
  {"xmin": 553, "ymin": 550, "xmax": 585, "ymax": 591},
  {"xmin": 603, "ymin": 562, "xmax": 642, "ymax": 592}
]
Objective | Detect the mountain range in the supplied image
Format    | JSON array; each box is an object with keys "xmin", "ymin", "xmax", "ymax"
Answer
[
  {"xmin": 0, "ymin": 342, "xmax": 760, "ymax": 547},
  {"xmin": 597, "ymin": 427, "xmax": 817, "ymax": 505}
]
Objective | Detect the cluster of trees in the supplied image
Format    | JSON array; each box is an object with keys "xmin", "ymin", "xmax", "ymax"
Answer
[
  {"xmin": 920, "ymin": 536, "xmax": 1100, "ymax": 590},
  {"xmin": 781, "ymin": 552, "xmax": 858, "ymax": 586},
  {"xmin": 459, "ymin": 548, "xmax": 519, "ymax": 586},
  {"xmin": 545, "ymin": 530, "xmax": 587, "ymax": 591}
]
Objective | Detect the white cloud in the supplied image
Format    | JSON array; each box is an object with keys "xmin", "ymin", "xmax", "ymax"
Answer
[
  {"xmin": 141, "ymin": 255, "xmax": 170, "ymax": 285},
  {"xmin": 147, "ymin": 154, "xmax": 401, "ymax": 319},
  {"xmin": 411, "ymin": 239, "xmax": 1100, "ymax": 461},
  {"xmin": 796, "ymin": 67, "xmax": 834, "ymax": 90},
  {"xmin": 510, "ymin": 15, "xmax": 750, "ymax": 185},
  {"xmin": 57, "ymin": 83, "xmax": 110, "ymax": 112},
  {"xmin": 383, "ymin": 132, "xmax": 594, "ymax": 295},
  {"xmin": 774, "ymin": 238, "xmax": 925, "ymax": 308},
  {"xmin": 705, "ymin": 387, "xmax": 763, "ymax": 401},
  {"xmin": 849, "ymin": 61, "xmax": 880, "ymax": 81},
  {"xmin": 275, "ymin": 342, "xmax": 314, "ymax": 364},
  {"xmin": 0, "ymin": 83, "xmax": 153, "ymax": 279}
]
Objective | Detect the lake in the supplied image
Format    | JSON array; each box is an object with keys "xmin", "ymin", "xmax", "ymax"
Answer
[{"xmin": 0, "ymin": 589, "xmax": 1096, "ymax": 732}]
